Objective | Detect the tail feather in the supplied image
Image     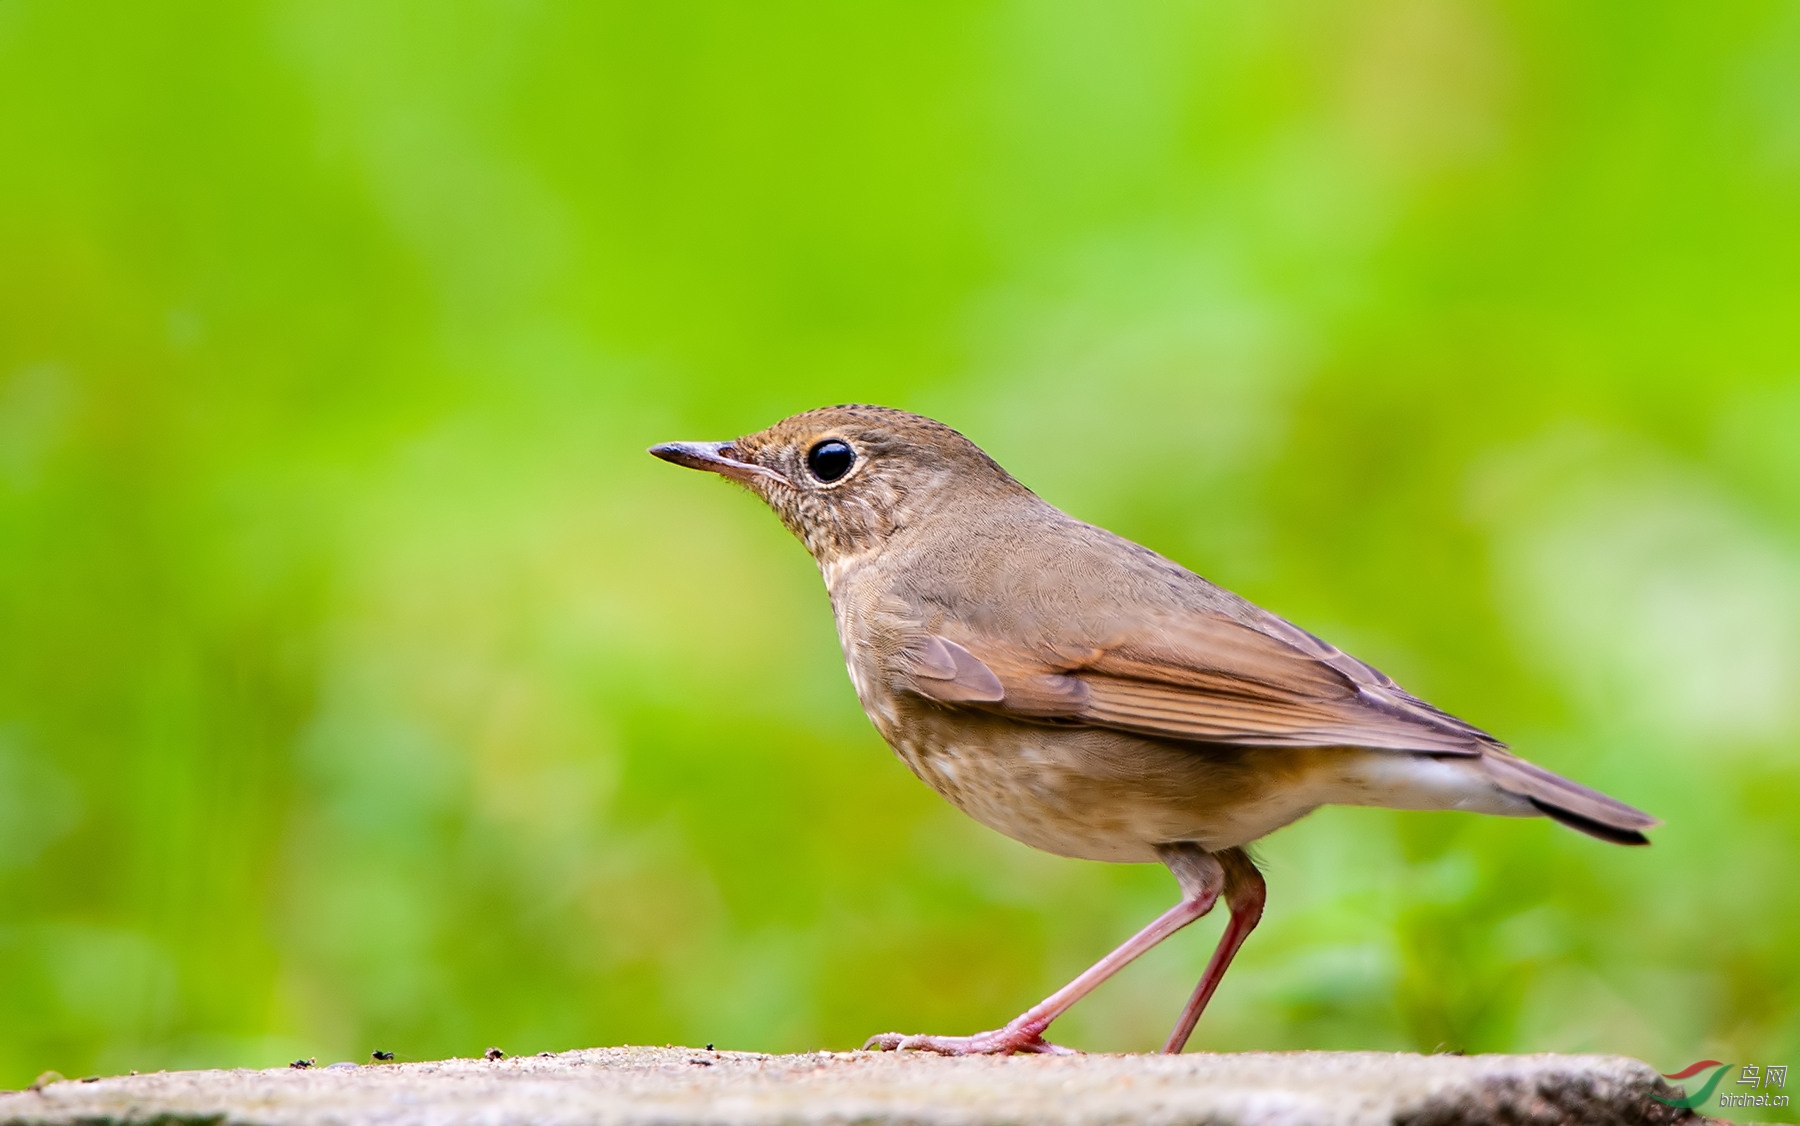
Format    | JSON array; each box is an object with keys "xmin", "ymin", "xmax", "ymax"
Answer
[{"xmin": 1479, "ymin": 751, "xmax": 1657, "ymax": 846}]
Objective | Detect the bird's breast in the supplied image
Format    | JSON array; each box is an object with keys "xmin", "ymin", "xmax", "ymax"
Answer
[{"xmin": 825, "ymin": 561, "xmax": 915, "ymax": 729}]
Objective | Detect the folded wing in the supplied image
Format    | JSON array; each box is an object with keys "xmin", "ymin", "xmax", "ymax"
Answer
[{"xmin": 894, "ymin": 603, "xmax": 1497, "ymax": 756}]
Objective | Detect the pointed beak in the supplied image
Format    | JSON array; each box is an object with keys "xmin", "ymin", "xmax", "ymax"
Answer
[{"xmin": 648, "ymin": 440, "xmax": 786, "ymax": 486}]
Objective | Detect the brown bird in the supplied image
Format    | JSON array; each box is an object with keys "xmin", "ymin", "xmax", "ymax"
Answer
[{"xmin": 650, "ymin": 405, "xmax": 1655, "ymax": 1056}]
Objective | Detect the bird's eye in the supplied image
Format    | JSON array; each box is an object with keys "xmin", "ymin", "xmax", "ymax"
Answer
[{"xmin": 806, "ymin": 439, "xmax": 854, "ymax": 482}]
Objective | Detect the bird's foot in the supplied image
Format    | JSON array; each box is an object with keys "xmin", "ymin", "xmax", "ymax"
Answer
[{"xmin": 862, "ymin": 1023, "xmax": 1078, "ymax": 1056}]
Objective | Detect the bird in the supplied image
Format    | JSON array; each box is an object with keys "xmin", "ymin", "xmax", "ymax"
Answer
[{"xmin": 649, "ymin": 404, "xmax": 1656, "ymax": 1056}]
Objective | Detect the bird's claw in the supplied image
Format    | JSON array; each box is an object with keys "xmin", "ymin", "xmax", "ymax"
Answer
[{"xmin": 861, "ymin": 1027, "xmax": 1079, "ymax": 1056}]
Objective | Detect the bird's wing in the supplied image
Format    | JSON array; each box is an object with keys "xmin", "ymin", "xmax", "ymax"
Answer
[{"xmin": 893, "ymin": 601, "xmax": 1497, "ymax": 755}]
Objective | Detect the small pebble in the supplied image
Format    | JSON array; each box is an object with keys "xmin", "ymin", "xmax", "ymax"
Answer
[{"xmin": 484, "ymin": 1047, "xmax": 504, "ymax": 1061}]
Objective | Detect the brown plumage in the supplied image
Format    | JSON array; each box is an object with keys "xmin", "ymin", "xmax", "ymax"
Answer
[{"xmin": 650, "ymin": 404, "xmax": 1656, "ymax": 1055}]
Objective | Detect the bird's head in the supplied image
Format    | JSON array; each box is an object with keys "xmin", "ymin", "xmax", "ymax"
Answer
[{"xmin": 650, "ymin": 405, "xmax": 1029, "ymax": 567}]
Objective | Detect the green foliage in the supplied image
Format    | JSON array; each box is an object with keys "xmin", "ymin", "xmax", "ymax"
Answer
[{"xmin": 1, "ymin": 0, "xmax": 1796, "ymax": 1112}]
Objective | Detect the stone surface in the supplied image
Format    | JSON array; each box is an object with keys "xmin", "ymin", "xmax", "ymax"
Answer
[{"xmin": 0, "ymin": 1046, "xmax": 1710, "ymax": 1126}]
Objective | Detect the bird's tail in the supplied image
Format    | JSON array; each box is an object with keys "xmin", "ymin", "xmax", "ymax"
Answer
[{"xmin": 1479, "ymin": 750, "xmax": 1658, "ymax": 846}]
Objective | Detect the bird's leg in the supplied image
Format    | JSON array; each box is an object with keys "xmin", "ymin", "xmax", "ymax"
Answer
[
  {"xmin": 1161, "ymin": 846, "xmax": 1265, "ymax": 1054},
  {"xmin": 864, "ymin": 844, "xmax": 1224, "ymax": 1056}
]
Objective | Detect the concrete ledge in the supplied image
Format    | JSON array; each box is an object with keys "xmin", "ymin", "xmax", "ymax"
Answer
[{"xmin": 0, "ymin": 1046, "xmax": 1709, "ymax": 1126}]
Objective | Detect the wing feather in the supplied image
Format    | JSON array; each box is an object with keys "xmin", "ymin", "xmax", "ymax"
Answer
[{"xmin": 892, "ymin": 605, "xmax": 1498, "ymax": 755}]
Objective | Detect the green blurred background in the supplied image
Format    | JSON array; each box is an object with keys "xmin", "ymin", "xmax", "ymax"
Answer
[{"xmin": 2, "ymin": 0, "xmax": 1798, "ymax": 1106}]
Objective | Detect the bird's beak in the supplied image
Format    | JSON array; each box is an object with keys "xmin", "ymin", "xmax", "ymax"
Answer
[{"xmin": 648, "ymin": 440, "xmax": 787, "ymax": 486}]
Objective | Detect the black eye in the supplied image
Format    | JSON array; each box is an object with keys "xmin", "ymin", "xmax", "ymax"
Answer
[{"xmin": 806, "ymin": 439, "xmax": 854, "ymax": 482}]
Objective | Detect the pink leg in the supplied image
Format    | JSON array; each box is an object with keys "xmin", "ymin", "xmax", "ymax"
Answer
[
  {"xmin": 865, "ymin": 844, "xmax": 1225, "ymax": 1056},
  {"xmin": 1162, "ymin": 847, "xmax": 1265, "ymax": 1054}
]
